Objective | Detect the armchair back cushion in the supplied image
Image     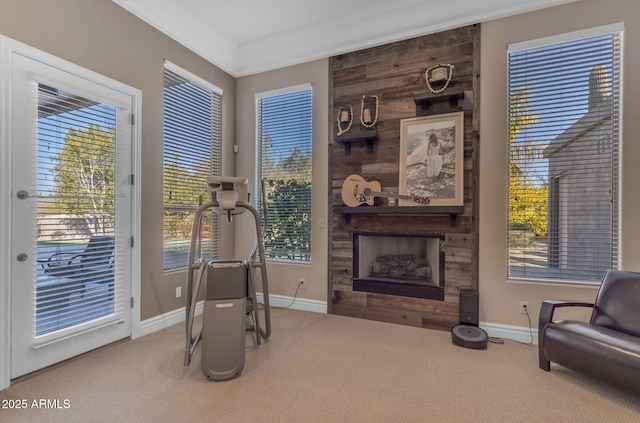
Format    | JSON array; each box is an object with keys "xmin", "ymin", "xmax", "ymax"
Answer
[{"xmin": 590, "ymin": 270, "xmax": 640, "ymax": 337}]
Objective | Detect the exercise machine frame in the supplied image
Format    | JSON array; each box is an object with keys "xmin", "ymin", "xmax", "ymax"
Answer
[{"xmin": 183, "ymin": 177, "xmax": 271, "ymax": 376}]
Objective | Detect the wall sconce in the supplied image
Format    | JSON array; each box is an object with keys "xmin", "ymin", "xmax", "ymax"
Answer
[
  {"xmin": 360, "ymin": 95, "xmax": 379, "ymax": 128},
  {"xmin": 425, "ymin": 63, "xmax": 454, "ymax": 94},
  {"xmin": 336, "ymin": 104, "xmax": 353, "ymax": 136}
]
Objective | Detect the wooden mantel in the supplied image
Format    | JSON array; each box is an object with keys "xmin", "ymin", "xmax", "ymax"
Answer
[{"xmin": 334, "ymin": 205, "xmax": 465, "ymax": 226}]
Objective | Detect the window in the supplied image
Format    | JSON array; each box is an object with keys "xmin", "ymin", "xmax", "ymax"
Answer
[
  {"xmin": 36, "ymin": 85, "xmax": 120, "ymax": 335},
  {"xmin": 256, "ymin": 84, "xmax": 312, "ymax": 262},
  {"xmin": 507, "ymin": 24, "xmax": 622, "ymax": 283},
  {"xmin": 163, "ymin": 62, "xmax": 222, "ymax": 270}
]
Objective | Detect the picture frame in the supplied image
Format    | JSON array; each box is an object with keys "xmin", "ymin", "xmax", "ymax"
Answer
[{"xmin": 399, "ymin": 111, "xmax": 464, "ymax": 206}]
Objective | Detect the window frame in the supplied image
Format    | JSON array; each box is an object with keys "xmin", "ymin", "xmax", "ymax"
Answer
[
  {"xmin": 255, "ymin": 83, "xmax": 313, "ymax": 264},
  {"xmin": 162, "ymin": 61, "xmax": 223, "ymax": 272},
  {"xmin": 506, "ymin": 23, "xmax": 623, "ymax": 285}
]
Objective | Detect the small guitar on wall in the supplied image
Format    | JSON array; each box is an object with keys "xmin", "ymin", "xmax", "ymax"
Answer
[{"xmin": 341, "ymin": 174, "xmax": 430, "ymax": 207}]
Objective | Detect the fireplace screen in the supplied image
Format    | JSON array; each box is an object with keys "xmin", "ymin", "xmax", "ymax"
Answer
[{"xmin": 353, "ymin": 233, "xmax": 444, "ymax": 300}]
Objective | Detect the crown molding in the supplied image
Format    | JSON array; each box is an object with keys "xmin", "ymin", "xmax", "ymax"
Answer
[{"xmin": 113, "ymin": 0, "xmax": 577, "ymax": 78}]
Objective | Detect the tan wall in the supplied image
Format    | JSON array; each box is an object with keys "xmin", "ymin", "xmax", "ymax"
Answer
[
  {"xmin": 479, "ymin": 0, "xmax": 640, "ymax": 327},
  {"xmin": 0, "ymin": 0, "xmax": 237, "ymax": 320},
  {"xmin": 235, "ymin": 60, "xmax": 329, "ymax": 303}
]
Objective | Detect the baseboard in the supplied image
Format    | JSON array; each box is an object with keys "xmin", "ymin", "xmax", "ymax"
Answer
[
  {"xmin": 138, "ymin": 297, "xmax": 533, "ymax": 345},
  {"xmin": 138, "ymin": 294, "xmax": 327, "ymax": 338},
  {"xmin": 138, "ymin": 302, "xmax": 203, "ymax": 338},
  {"xmin": 480, "ymin": 321, "xmax": 538, "ymax": 345},
  {"xmin": 256, "ymin": 293, "xmax": 328, "ymax": 314}
]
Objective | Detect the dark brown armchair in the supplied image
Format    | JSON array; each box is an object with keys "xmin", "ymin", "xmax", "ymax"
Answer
[{"xmin": 538, "ymin": 270, "xmax": 640, "ymax": 396}]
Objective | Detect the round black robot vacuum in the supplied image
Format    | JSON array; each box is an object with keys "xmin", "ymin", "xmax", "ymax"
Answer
[{"xmin": 451, "ymin": 324, "xmax": 488, "ymax": 349}]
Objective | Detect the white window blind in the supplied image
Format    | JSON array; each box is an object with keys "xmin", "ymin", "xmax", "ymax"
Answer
[
  {"xmin": 36, "ymin": 84, "xmax": 123, "ymax": 336},
  {"xmin": 256, "ymin": 85, "xmax": 313, "ymax": 262},
  {"xmin": 507, "ymin": 24, "xmax": 622, "ymax": 283},
  {"xmin": 163, "ymin": 62, "xmax": 222, "ymax": 270}
]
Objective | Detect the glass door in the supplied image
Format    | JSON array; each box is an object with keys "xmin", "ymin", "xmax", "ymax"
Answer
[{"xmin": 11, "ymin": 53, "xmax": 133, "ymax": 378}]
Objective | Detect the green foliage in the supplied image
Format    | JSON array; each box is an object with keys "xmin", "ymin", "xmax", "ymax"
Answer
[
  {"xmin": 163, "ymin": 152, "xmax": 210, "ymax": 239},
  {"xmin": 509, "ymin": 87, "xmax": 538, "ymax": 144},
  {"xmin": 509, "ymin": 167, "xmax": 548, "ymax": 236},
  {"xmin": 51, "ymin": 125, "xmax": 115, "ymax": 235},
  {"xmin": 261, "ymin": 138, "xmax": 312, "ymax": 260},
  {"xmin": 264, "ymin": 179, "xmax": 311, "ymax": 260},
  {"xmin": 508, "ymin": 87, "xmax": 547, "ymax": 236},
  {"xmin": 278, "ymin": 148, "xmax": 311, "ymax": 179}
]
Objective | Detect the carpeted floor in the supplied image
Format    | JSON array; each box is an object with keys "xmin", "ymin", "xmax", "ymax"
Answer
[{"xmin": 1, "ymin": 308, "xmax": 639, "ymax": 422}]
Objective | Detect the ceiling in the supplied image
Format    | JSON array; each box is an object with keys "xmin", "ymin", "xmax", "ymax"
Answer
[{"xmin": 112, "ymin": 0, "xmax": 576, "ymax": 77}]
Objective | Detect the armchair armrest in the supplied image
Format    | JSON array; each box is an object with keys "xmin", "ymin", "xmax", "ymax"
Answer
[
  {"xmin": 538, "ymin": 300, "xmax": 594, "ymax": 370},
  {"xmin": 538, "ymin": 300, "xmax": 594, "ymax": 331}
]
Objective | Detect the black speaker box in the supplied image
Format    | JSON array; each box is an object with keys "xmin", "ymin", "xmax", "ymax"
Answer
[{"xmin": 459, "ymin": 289, "xmax": 479, "ymax": 326}]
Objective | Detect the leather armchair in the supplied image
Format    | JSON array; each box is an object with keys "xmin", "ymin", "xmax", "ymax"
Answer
[{"xmin": 538, "ymin": 270, "xmax": 640, "ymax": 396}]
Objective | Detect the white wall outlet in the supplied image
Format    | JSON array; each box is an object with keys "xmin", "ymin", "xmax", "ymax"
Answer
[
  {"xmin": 519, "ymin": 301, "xmax": 529, "ymax": 314},
  {"xmin": 176, "ymin": 286, "xmax": 182, "ymax": 298},
  {"xmin": 299, "ymin": 279, "xmax": 306, "ymax": 289}
]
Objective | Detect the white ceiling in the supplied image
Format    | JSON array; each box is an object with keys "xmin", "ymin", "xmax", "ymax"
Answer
[{"xmin": 112, "ymin": 0, "xmax": 576, "ymax": 77}]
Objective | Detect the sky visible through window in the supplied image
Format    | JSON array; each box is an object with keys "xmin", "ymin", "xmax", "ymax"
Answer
[
  {"xmin": 509, "ymin": 34, "xmax": 615, "ymax": 185},
  {"xmin": 260, "ymin": 90, "xmax": 313, "ymax": 166}
]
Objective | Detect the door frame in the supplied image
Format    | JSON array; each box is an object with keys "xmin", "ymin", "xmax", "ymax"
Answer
[{"xmin": 0, "ymin": 35, "xmax": 142, "ymax": 390}]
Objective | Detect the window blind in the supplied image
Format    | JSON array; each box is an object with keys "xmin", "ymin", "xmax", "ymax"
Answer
[
  {"xmin": 36, "ymin": 84, "xmax": 123, "ymax": 336},
  {"xmin": 256, "ymin": 85, "xmax": 312, "ymax": 262},
  {"xmin": 507, "ymin": 25, "xmax": 622, "ymax": 283},
  {"xmin": 163, "ymin": 63, "xmax": 222, "ymax": 270}
]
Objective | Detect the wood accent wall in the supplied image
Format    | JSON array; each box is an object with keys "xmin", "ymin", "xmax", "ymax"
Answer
[{"xmin": 328, "ymin": 25, "xmax": 480, "ymax": 331}]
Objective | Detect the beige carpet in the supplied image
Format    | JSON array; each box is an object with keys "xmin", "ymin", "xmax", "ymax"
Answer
[{"xmin": 1, "ymin": 308, "xmax": 639, "ymax": 422}]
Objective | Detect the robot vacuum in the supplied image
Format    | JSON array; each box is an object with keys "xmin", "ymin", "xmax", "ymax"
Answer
[{"xmin": 451, "ymin": 324, "xmax": 488, "ymax": 349}]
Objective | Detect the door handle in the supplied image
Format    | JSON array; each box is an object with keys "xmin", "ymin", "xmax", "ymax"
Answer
[
  {"xmin": 16, "ymin": 190, "xmax": 36, "ymax": 200},
  {"xmin": 17, "ymin": 253, "xmax": 28, "ymax": 262}
]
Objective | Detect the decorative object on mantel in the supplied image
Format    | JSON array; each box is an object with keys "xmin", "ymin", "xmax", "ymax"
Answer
[
  {"xmin": 399, "ymin": 112, "xmax": 464, "ymax": 207},
  {"xmin": 336, "ymin": 104, "xmax": 353, "ymax": 136},
  {"xmin": 424, "ymin": 63, "xmax": 455, "ymax": 94},
  {"xmin": 360, "ymin": 94, "xmax": 379, "ymax": 128},
  {"xmin": 341, "ymin": 174, "xmax": 429, "ymax": 207}
]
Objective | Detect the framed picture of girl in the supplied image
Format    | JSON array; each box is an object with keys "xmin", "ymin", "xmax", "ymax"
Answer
[{"xmin": 399, "ymin": 111, "xmax": 464, "ymax": 206}]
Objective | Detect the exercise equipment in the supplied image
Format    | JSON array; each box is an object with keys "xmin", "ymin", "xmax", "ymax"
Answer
[{"xmin": 184, "ymin": 176, "xmax": 271, "ymax": 380}]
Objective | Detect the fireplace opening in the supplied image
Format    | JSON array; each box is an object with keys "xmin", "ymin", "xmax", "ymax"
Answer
[{"xmin": 353, "ymin": 233, "xmax": 445, "ymax": 301}]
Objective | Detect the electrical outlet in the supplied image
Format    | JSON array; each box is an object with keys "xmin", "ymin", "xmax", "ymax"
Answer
[
  {"xmin": 519, "ymin": 301, "xmax": 529, "ymax": 314},
  {"xmin": 176, "ymin": 286, "xmax": 182, "ymax": 298},
  {"xmin": 299, "ymin": 279, "xmax": 306, "ymax": 289}
]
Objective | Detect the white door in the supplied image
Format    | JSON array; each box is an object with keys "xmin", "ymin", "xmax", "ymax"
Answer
[{"xmin": 10, "ymin": 52, "xmax": 134, "ymax": 378}]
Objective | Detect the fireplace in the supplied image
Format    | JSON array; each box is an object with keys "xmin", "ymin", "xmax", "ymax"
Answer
[{"xmin": 353, "ymin": 233, "xmax": 445, "ymax": 301}]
